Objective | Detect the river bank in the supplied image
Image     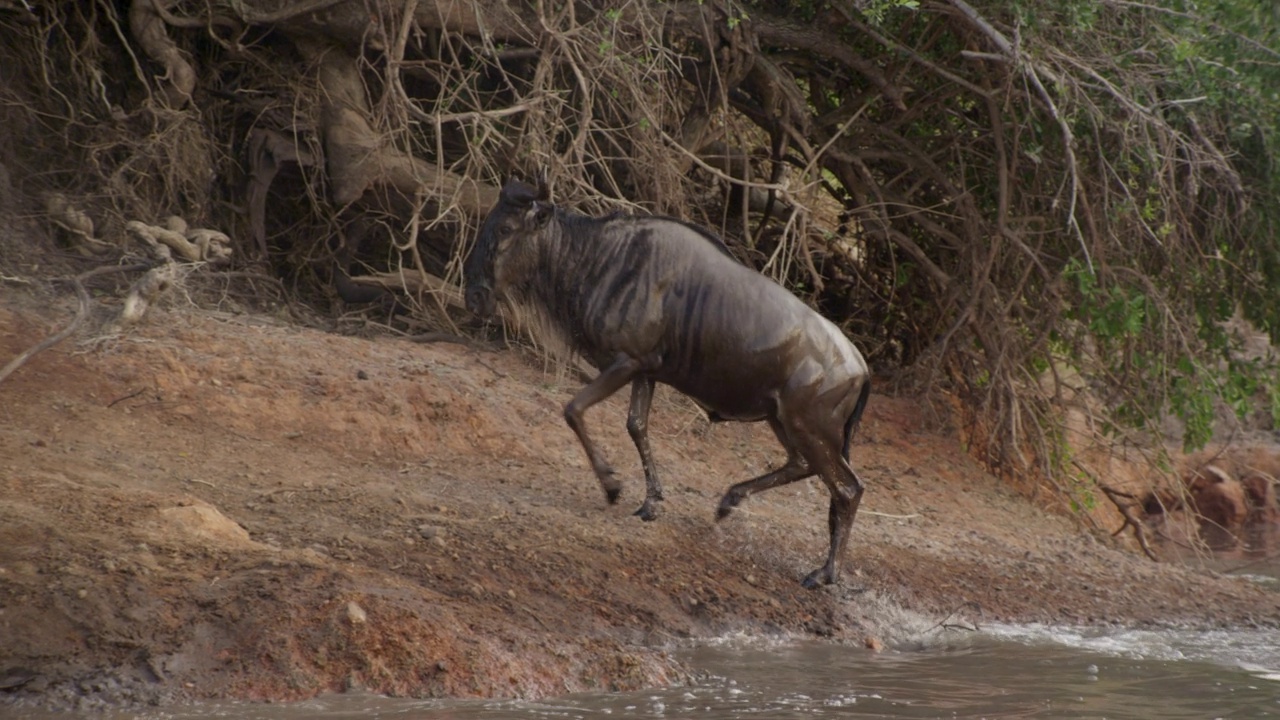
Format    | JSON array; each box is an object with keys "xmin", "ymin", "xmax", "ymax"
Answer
[{"xmin": 2, "ymin": 292, "xmax": 1278, "ymax": 713}]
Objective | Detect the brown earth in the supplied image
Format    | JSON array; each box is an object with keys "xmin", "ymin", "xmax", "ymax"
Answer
[{"xmin": 1, "ymin": 288, "xmax": 1279, "ymax": 713}]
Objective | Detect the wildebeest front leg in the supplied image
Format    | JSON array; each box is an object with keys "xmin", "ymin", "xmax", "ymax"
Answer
[
  {"xmin": 564, "ymin": 354, "xmax": 642, "ymax": 505},
  {"xmin": 626, "ymin": 377, "xmax": 663, "ymax": 521},
  {"xmin": 716, "ymin": 417, "xmax": 813, "ymax": 518}
]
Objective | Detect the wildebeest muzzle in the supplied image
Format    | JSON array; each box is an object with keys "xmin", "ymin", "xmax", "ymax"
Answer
[{"xmin": 465, "ymin": 282, "xmax": 496, "ymax": 319}]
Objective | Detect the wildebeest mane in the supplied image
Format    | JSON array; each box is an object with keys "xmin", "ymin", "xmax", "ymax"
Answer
[{"xmin": 501, "ymin": 175, "xmax": 737, "ymax": 263}]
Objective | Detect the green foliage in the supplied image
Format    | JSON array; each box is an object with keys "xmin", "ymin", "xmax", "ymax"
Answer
[
  {"xmin": 1069, "ymin": 475, "xmax": 1098, "ymax": 514},
  {"xmin": 1061, "ymin": 246, "xmax": 1277, "ymax": 453},
  {"xmin": 1062, "ymin": 260, "xmax": 1150, "ymax": 341},
  {"xmin": 1011, "ymin": 0, "xmax": 1280, "ymax": 463},
  {"xmin": 1268, "ymin": 369, "xmax": 1280, "ymax": 428},
  {"xmin": 858, "ymin": 0, "xmax": 919, "ymax": 25}
]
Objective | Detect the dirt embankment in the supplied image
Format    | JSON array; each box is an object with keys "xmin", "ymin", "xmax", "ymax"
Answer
[{"xmin": 1, "ymin": 297, "xmax": 1278, "ymax": 712}]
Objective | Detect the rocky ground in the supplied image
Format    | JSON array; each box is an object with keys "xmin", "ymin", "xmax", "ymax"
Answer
[{"xmin": 1, "ymin": 285, "xmax": 1278, "ymax": 713}]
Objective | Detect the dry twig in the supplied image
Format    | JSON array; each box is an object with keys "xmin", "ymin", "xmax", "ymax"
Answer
[{"xmin": 0, "ymin": 264, "xmax": 150, "ymax": 386}]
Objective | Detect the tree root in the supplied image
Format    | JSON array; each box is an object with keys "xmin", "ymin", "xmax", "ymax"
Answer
[
  {"xmin": 1089, "ymin": 473, "xmax": 1159, "ymax": 561},
  {"xmin": 0, "ymin": 264, "xmax": 150, "ymax": 386},
  {"xmin": 110, "ymin": 264, "xmax": 177, "ymax": 332},
  {"xmin": 44, "ymin": 193, "xmax": 111, "ymax": 256},
  {"xmin": 125, "ymin": 218, "xmax": 232, "ymax": 264},
  {"xmin": 348, "ymin": 271, "xmax": 465, "ymax": 311},
  {"xmin": 128, "ymin": 0, "xmax": 196, "ymax": 107}
]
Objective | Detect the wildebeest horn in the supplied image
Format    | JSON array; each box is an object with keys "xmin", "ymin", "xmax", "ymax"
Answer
[{"xmin": 534, "ymin": 168, "xmax": 551, "ymax": 202}]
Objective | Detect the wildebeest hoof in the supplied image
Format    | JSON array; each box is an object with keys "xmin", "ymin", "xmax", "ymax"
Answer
[
  {"xmin": 715, "ymin": 492, "xmax": 742, "ymax": 520},
  {"xmin": 801, "ymin": 567, "xmax": 834, "ymax": 589},
  {"xmin": 604, "ymin": 486, "xmax": 622, "ymax": 504},
  {"xmin": 633, "ymin": 501, "xmax": 660, "ymax": 521}
]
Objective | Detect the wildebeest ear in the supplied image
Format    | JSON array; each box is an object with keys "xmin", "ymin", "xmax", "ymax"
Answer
[{"xmin": 529, "ymin": 201, "xmax": 552, "ymax": 228}]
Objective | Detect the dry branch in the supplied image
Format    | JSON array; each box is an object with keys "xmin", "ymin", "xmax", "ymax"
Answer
[
  {"xmin": 348, "ymin": 271, "xmax": 464, "ymax": 311},
  {"xmin": 0, "ymin": 265, "xmax": 151, "ymax": 386},
  {"xmin": 749, "ymin": 10, "xmax": 907, "ymax": 112},
  {"xmin": 296, "ymin": 38, "xmax": 498, "ymax": 213}
]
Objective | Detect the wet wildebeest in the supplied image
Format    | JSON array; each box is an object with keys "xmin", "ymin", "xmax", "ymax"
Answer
[{"xmin": 464, "ymin": 178, "xmax": 871, "ymax": 588}]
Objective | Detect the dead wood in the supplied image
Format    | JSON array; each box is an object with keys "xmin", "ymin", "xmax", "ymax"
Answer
[
  {"xmin": 0, "ymin": 264, "xmax": 151, "ymax": 386},
  {"xmin": 348, "ymin": 271, "xmax": 464, "ymax": 311}
]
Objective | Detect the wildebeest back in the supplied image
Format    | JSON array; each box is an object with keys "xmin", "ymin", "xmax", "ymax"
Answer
[{"xmin": 563, "ymin": 215, "xmax": 865, "ymax": 423}]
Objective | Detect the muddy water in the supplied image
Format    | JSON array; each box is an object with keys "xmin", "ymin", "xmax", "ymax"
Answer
[{"xmin": 36, "ymin": 622, "xmax": 1279, "ymax": 720}]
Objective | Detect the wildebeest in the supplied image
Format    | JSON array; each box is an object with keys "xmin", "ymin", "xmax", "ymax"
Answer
[{"xmin": 464, "ymin": 177, "xmax": 871, "ymax": 588}]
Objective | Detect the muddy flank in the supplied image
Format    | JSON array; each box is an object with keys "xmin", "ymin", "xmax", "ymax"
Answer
[{"xmin": 2, "ymin": 299, "xmax": 1278, "ymax": 712}]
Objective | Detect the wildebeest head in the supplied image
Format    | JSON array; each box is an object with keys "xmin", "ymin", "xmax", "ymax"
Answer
[{"xmin": 464, "ymin": 177, "xmax": 552, "ymax": 319}]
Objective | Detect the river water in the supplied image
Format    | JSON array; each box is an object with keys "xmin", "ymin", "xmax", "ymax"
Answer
[{"xmin": 63, "ymin": 613, "xmax": 1279, "ymax": 720}]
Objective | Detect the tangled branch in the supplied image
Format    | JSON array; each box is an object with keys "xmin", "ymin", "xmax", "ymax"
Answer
[{"xmin": 0, "ymin": 264, "xmax": 150, "ymax": 385}]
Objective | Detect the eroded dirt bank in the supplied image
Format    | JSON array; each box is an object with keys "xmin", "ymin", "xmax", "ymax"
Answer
[{"xmin": 2, "ymin": 297, "xmax": 1278, "ymax": 712}]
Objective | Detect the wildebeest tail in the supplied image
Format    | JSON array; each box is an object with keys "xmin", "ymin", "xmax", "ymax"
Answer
[{"xmin": 842, "ymin": 378, "xmax": 871, "ymax": 460}]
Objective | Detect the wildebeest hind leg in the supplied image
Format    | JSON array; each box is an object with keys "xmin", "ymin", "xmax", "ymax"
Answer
[
  {"xmin": 802, "ymin": 456, "xmax": 865, "ymax": 589},
  {"xmin": 626, "ymin": 377, "xmax": 664, "ymax": 521},
  {"xmin": 716, "ymin": 417, "xmax": 813, "ymax": 518},
  {"xmin": 564, "ymin": 355, "xmax": 642, "ymax": 505}
]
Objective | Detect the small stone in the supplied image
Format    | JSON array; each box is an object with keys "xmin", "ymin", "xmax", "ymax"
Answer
[
  {"xmin": 745, "ymin": 574, "xmax": 757, "ymax": 585},
  {"xmin": 418, "ymin": 525, "xmax": 443, "ymax": 540},
  {"xmin": 346, "ymin": 601, "xmax": 367, "ymax": 625},
  {"xmin": 506, "ymin": 589, "xmax": 516, "ymax": 599}
]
